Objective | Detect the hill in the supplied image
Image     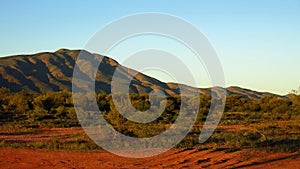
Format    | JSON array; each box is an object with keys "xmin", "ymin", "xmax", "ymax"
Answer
[{"xmin": 0, "ymin": 49, "xmax": 281, "ymax": 99}]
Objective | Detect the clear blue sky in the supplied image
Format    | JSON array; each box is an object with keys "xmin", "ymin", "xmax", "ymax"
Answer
[{"xmin": 0, "ymin": 0, "xmax": 299, "ymax": 95}]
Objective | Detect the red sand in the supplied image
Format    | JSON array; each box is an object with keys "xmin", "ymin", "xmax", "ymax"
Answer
[{"xmin": 0, "ymin": 148, "xmax": 299, "ymax": 169}]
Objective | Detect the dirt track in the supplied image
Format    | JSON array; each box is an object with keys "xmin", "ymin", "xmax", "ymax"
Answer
[{"xmin": 0, "ymin": 148, "xmax": 299, "ymax": 169}]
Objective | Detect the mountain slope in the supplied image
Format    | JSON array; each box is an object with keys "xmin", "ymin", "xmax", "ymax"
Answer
[
  {"xmin": 0, "ymin": 49, "xmax": 282, "ymax": 99},
  {"xmin": 0, "ymin": 49, "xmax": 183, "ymax": 95}
]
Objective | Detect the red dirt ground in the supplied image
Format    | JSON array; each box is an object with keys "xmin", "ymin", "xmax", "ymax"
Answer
[{"xmin": 0, "ymin": 148, "xmax": 299, "ymax": 169}]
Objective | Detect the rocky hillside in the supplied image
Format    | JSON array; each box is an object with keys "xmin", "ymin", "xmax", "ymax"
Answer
[{"xmin": 0, "ymin": 49, "xmax": 281, "ymax": 99}]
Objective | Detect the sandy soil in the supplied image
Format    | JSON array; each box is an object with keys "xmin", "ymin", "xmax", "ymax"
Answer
[
  {"xmin": 0, "ymin": 127, "xmax": 299, "ymax": 168},
  {"xmin": 0, "ymin": 148, "xmax": 299, "ymax": 169},
  {"xmin": 0, "ymin": 127, "xmax": 85, "ymax": 142}
]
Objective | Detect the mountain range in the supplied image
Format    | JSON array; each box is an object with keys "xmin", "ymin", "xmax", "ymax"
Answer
[{"xmin": 0, "ymin": 49, "xmax": 281, "ymax": 99}]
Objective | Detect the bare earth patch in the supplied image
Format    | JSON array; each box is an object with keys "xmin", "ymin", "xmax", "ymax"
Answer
[
  {"xmin": 0, "ymin": 127, "xmax": 84, "ymax": 142},
  {"xmin": 0, "ymin": 148, "xmax": 299, "ymax": 169},
  {"xmin": 0, "ymin": 127, "xmax": 299, "ymax": 168}
]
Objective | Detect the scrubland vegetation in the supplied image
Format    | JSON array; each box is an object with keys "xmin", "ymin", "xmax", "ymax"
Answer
[{"xmin": 0, "ymin": 87, "xmax": 299, "ymax": 152}]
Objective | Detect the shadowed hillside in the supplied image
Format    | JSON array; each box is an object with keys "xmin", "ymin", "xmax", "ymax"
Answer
[{"xmin": 0, "ymin": 49, "xmax": 282, "ymax": 99}]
